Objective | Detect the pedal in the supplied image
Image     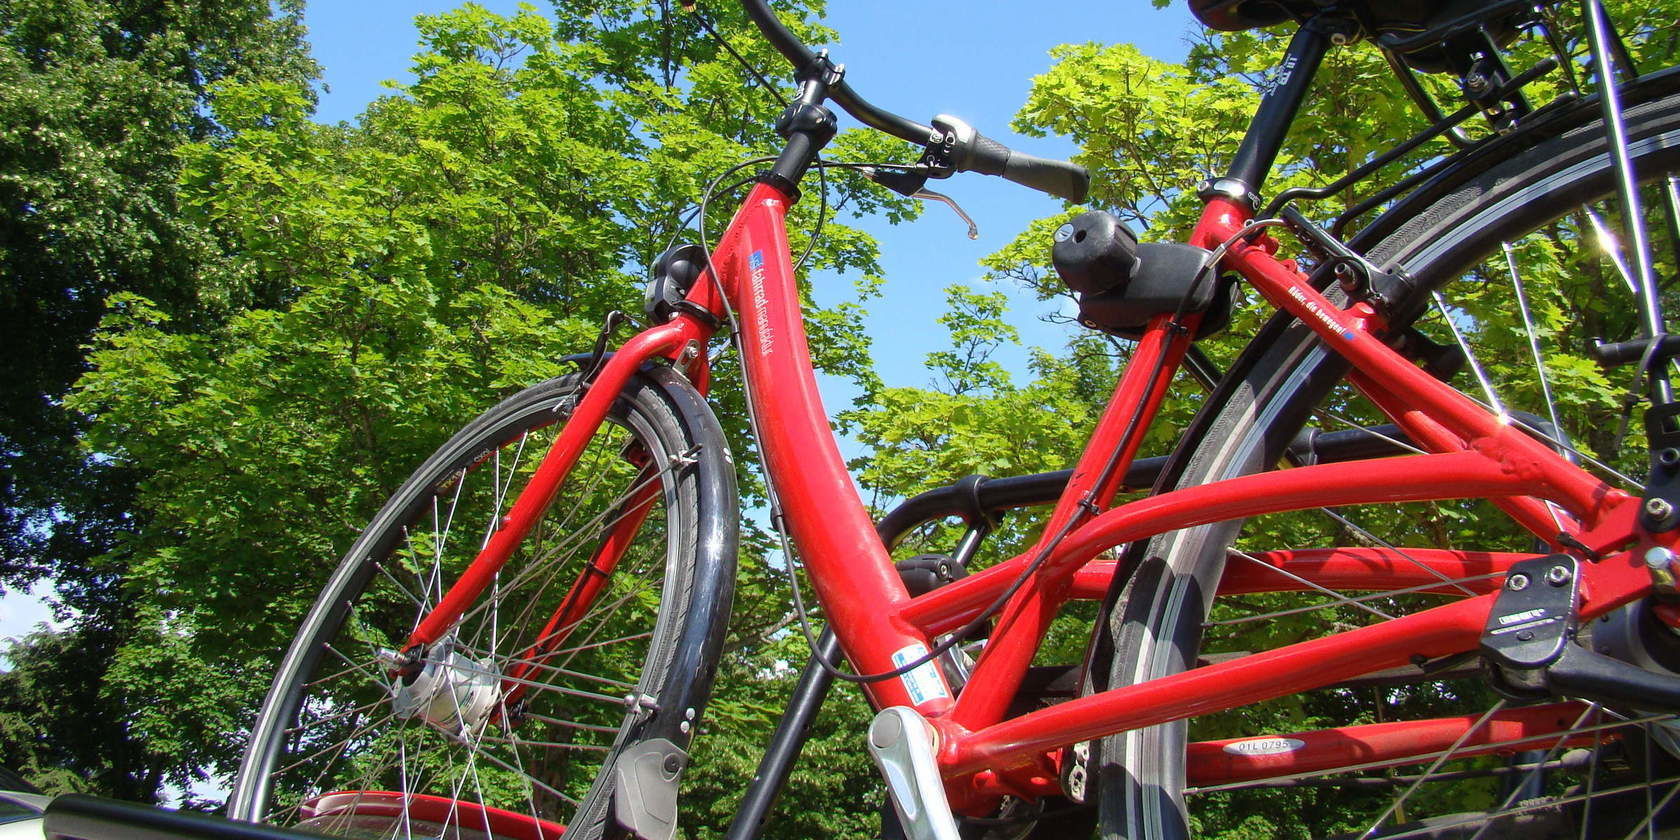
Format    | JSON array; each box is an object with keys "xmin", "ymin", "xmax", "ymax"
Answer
[{"xmin": 867, "ymin": 707, "xmax": 961, "ymax": 840}]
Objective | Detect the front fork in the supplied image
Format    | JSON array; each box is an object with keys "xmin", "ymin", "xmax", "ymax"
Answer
[{"xmin": 401, "ymin": 317, "xmax": 710, "ymax": 656}]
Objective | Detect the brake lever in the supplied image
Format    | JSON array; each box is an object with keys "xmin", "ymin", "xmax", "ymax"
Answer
[
  {"xmin": 911, "ymin": 188, "xmax": 978, "ymax": 240},
  {"xmin": 862, "ymin": 166, "xmax": 978, "ymax": 240}
]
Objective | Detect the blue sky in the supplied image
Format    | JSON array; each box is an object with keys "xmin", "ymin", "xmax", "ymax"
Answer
[
  {"xmin": 304, "ymin": 0, "xmax": 1199, "ymax": 394},
  {"xmin": 1, "ymin": 1, "xmax": 1199, "ymax": 646}
]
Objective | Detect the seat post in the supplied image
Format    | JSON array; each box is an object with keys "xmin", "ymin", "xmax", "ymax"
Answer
[{"xmin": 1221, "ymin": 17, "xmax": 1337, "ymax": 197}]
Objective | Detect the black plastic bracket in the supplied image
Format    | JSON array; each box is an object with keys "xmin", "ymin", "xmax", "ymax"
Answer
[
  {"xmin": 613, "ymin": 738, "xmax": 688, "ymax": 840},
  {"xmin": 896, "ymin": 553, "xmax": 970, "ymax": 597},
  {"xmin": 646, "ymin": 243, "xmax": 709, "ymax": 324},
  {"xmin": 1482, "ymin": 554, "xmax": 1680, "ymax": 707},
  {"xmin": 1481, "ymin": 554, "xmax": 1579, "ymax": 679},
  {"xmin": 1643, "ymin": 401, "xmax": 1680, "ymax": 531},
  {"xmin": 865, "ymin": 166, "xmax": 932, "ymax": 197}
]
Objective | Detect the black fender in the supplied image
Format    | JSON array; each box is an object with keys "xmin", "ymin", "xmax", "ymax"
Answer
[{"xmin": 626, "ymin": 362, "xmax": 738, "ymax": 747}]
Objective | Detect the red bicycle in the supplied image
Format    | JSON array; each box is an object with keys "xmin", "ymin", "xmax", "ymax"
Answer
[{"xmin": 229, "ymin": 0, "xmax": 1680, "ymax": 837}]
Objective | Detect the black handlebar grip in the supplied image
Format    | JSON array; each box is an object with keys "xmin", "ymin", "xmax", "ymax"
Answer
[
  {"xmin": 1001, "ymin": 149, "xmax": 1090, "ymax": 203},
  {"xmin": 965, "ymin": 133, "xmax": 1012, "ymax": 176},
  {"xmin": 965, "ymin": 130, "xmax": 1089, "ymax": 201},
  {"xmin": 937, "ymin": 115, "xmax": 1090, "ymax": 203}
]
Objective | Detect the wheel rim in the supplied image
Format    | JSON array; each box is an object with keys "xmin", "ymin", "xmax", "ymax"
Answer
[
  {"xmin": 1104, "ymin": 114, "xmax": 1680, "ymax": 838},
  {"xmin": 247, "ymin": 390, "xmax": 690, "ymax": 838}
]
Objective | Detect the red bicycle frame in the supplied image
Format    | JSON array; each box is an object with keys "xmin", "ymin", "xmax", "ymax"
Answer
[
  {"xmin": 380, "ymin": 0, "xmax": 1680, "ymax": 815},
  {"xmin": 401, "ymin": 168, "xmax": 1666, "ymax": 809}
]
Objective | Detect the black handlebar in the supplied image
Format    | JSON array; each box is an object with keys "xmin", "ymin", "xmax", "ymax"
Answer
[{"xmin": 737, "ymin": 0, "xmax": 1089, "ymax": 203}]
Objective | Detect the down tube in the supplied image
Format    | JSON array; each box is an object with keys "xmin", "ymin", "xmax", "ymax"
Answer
[{"xmin": 723, "ymin": 184, "xmax": 949, "ymax": 713}]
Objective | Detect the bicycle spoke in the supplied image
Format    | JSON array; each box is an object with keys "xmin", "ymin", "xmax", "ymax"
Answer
[
  {"xmin": 284, "ymin": 696, "xmax": 386, "ymax": 737},
  {"xmin": 450, "ymin": 637, "xmax": 643, "ymax": 692},
  {"xmin": 546, "ymin": 629, "xmax": 655, "ymax": 658},
  {"xmin": 1464, "ymin": 704, "xmax": 1601, "ymax": 840},
  {"xmin": 475, "ymin": 733, "xmax": 612, "ymax": 753},
  {"xmin": 517, "ymin": 711, "xmax": 622, "ymax": 735},
  {"xmin": 1311, "ymin": 407, "xmax": 1428, "ymax": 456},
  {"xmin": 1224, "ymin": 548, "xmax": 1395, "ymax": 621},
  {"xmin": 450, "ymin": 457, "xmax": 673, "ymax": 630},
  {"xmin": 482, "ymin": 431, "xmax": 532, "ymax": 549},
  {"xmin": 396, "ymin": 731, "xmax": 416, "ymax": 840},
  {"xmin": 372, "ymin": 562, "xmax": 429, "ymax": 613},
  {"xmin": 1205, "ymin": 570, "xmax": 1502, "ymax": 627},
  {"xmin": 495, "ymin": 697, "xmax": 546, "ymax": 840},
  {"xmin": 1583, "ymin": 204, "xmax": 1641, "ymax": 296},
  {"xmin": 458, "ymin": 723, "xmax": 497, "ymax": 840},
  {"xmin": 1313, "ymin": 507, "xmax": 1480, "ymax": 597},
  {"xmin": 1502, "ymin": 241, "xmax": 1566, "ymax": 449},
  {"xmin": 320, "ymin": 643, "xmax": 393, "ymax": 694},
  {"xmin": 420, "ymin": 718, "xmax": 580, "ymax": 808},
  {"xmin": 1363, "ymin": 775, "xmax": 1680, "ymax": 840},
  {"xmin": 273, "ymin": 707, "xmax": 400, "ymax": 781},
  {"xmin": 553, "ymin": 560, "xmax": 667, "ymax": 676},
  {"xmin": 1431, "ymin": 291, "xmax": 1506, "ymax": 419},
  {"xmin": 1620, "ymin": 775, "xmax": 1680, "ymax": 840},
  {"xmin": 1362, "ymin": 699, "xmax": 1509, "ymax": 836},
  {"xmin": 1505, "ymin": 412, "xmax": 1642, "ymax": 489}
]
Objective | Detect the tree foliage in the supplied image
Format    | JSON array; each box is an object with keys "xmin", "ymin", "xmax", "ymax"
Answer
[
  {"xmin": 7, "ymin": 0, "xmax": 906, "ymax": 812},
  {"xmin": 8, "ymin": 0, "xmax": 1680, "ymax": 837},
  {"xmin": 0, "ymin": 0, "xmax": 317, "ymax": 801},
  {"xmin": 0, "ymin": 0, "xmax": 317, "ymax": 582}
]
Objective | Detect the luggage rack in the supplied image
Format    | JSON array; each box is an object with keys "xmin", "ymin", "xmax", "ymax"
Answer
[{"xmin": 40, "ymin": 792, "xmax": 562, "ymax": 840}]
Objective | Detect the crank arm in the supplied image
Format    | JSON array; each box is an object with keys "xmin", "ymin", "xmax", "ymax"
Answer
[{"xmin": 868, "ymin": 707, "xmax": 961, "ymax": 840}]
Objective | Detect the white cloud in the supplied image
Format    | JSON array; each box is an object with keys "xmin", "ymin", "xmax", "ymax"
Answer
[{"xmin": 0, "ymin": 584, "xmax": 64, "ymax": 646}]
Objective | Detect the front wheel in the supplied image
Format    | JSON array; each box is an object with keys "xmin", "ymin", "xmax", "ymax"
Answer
[
  {"xmin": 229, "ymin": 367, "xmax": 738, "ymax": 840},
  {"xmin": 1097, "ymin": 82, "xmax": 1680, "ymax": 838}
]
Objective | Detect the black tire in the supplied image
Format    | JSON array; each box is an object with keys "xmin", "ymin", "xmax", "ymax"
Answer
[
  {"xmin": 229, "ymin": 367, "xmax": 737, "ymax": 839},
  {"xmin": 1097, "ymin": 81, "xmax": 1680, "ymax": 839}
]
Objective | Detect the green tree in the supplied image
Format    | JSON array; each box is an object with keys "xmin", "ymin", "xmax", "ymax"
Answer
[
  {"xmin": 51, "ymin": 0, "xmax": 903, "ymax": 810},
  {"xmin": 0, "ymin": 0, "xmax": 316, "ymax": 800},
  {"xmin": 0, "ymin": 0, "xmax": 317, "ymax": 584}
]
